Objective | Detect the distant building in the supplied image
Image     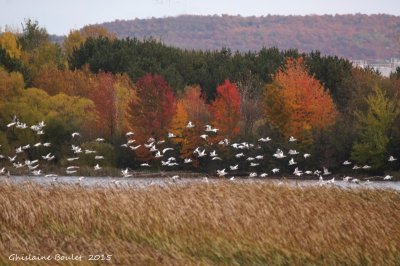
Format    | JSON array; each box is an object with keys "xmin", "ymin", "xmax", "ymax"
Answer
[{"xmin": 351, "ymin": 58, "xmax": 400, "ymax": 77}]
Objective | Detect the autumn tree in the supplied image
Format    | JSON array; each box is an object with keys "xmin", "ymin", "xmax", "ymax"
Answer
[
  {"xmin": 128, "ymin": 73, "xmax": 175, "ymax": 161},
  {"xmin": 351, "ymin": 86, "xmax": 399, "ymax": 169},
  {"xmin": 33, "ymin": 67, "xmax": 94, "ymax": 97},
  {"xmin": 210, "ymin": 80, "xmax": 241, "ymax": 140},
  {"xmin": 263, "ymin": 57, "xmax": 337, "ymax": 142},
  {"xmin": 89, "ymin": 72, "xmax": 136, "ymax": 141},
  {"xmin": 0, "ymin": 87, "xmax": 97, "ymax": 162},
  {"xmin": 0, "ymin": 31, "xmax": 21, "ymax": 59},
  {"xmin": 81, "ymin": 25, "xmax": 117, "ymax": 40},
  {"xmin": 63, "ymin": 30, "xmax": 86, "ymax": 58},
  {"xmin": 170, "ymin": 85, "xmax": 210, "ymax": 166},
  {"xmin": 63, "ymin": 26, "xmax": 116, "ymax": 58},
  {"xmin": 0, "ymin": 67, "xmax": 25, "ymax": 100}
]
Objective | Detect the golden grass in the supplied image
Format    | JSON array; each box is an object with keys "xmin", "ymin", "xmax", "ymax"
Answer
[{"xmin": 0, "ymin": 181, "xmax": 399, "ymax": 265}]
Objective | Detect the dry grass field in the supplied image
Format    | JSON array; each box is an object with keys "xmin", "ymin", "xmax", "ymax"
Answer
[{"xmin": 0, "ymin": 181, "xmax": 399, "ymax": 265}]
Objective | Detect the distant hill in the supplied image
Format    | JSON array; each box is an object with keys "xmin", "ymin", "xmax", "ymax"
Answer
[{"xmin": 92, "ymin": 14, "xmax": 400, "ymax": 60}]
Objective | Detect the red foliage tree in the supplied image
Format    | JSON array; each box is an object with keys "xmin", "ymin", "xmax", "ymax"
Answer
[
  {"xmin": 128, "ymin": 73, "xmax": 175, "ymax": 161},
  {"xmin": 210, "ymin": 80, "xmax": 241, "ymax": 140}
]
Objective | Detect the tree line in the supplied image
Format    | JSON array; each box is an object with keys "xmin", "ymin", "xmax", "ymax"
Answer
[{"xmin": 0, "ymin": 19, "xmax": 399, "ymax": 174}]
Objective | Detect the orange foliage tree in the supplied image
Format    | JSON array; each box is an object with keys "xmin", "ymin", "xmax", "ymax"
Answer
[
  {"xmin": 170, "ymin": 86, "xmax": 210, "ymax": 166},
  {"xmin": 33, "ymin": 67, "xmax": 94, "ymax": 97},
  {"xmin": 210, "ymin": 80, "xmax": 241, "ymax": 140},
  {"xmin": 264, "ymin": 57, "xmax": 337, "ymax": 141},
  {"xmin": 90, "ymin": 72, "xmax": 136, "ymax": 140},
  {"xmin": 128, "ymin": 73, "xmax": 175, "ymax": 161}
]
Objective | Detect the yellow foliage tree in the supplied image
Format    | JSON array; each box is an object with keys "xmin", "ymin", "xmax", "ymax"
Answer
[{"xmin": 0, "ymin": 31, "xmax": 21, "ymax": 59}]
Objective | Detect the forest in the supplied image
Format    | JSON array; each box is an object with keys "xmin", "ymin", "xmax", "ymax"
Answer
[
  {"xmin": 96, "ymin": 14, "xmax": 400, "ymax": 59},
  {"xmin": 0, "ymin": 19, "xmax": 400, "ymax": 176}
]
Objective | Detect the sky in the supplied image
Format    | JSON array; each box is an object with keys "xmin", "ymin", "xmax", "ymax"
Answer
[{"xmin": 1, "ymin": 0, "xmax": 400, "ymax": 35}]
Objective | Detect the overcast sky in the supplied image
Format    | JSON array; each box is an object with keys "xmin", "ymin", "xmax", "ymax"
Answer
[{"xmin": 1, "ymin": 0, "xmax": 399, "ymax": 35}]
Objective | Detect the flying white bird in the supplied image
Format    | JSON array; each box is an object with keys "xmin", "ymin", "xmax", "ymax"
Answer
[
  {"xmin": 167, "ymin": 132, "xmax": 176, "ymax": 138},
  {"xmin": 288, "ymin": 158, "xmax": 297, "ymax": 165},
  {"xmin": 94, "ymin": 155, "xmax": 104, "ymax": 160},
  {"xmin": 72, "ymin": 132, "xmax": 80, "ymax": 138},
  {"xmin": 289, "ymin": 136, "xmax": 297, "ymax": 142},
  {"xmin": 258, "ymin": 137, "xmax": 271, "ymax": 142},
  {"xmin": 272, "ymin": 168, "xmax": 280, "ymax": 174},
  {"xmin": 94, "ymin": 164, "xmax": 102, "ymax": 171},
  {"xmin": 304, "ymin": 153, "xmax": 311, "ymax": 159},
  {"xmin": 323, "ymin": 167, "xmax": 331, "ymax": 175},
  {"xmin": 230, "ymin": 164, "xmax": 239, "ymax": 170},
  {"xmin": 217, "ymin": 169, "xmax": 227, "ymax": 176},
  {"xmin": 162, "ymin": 148, "xmax": 174, "ymax": 154},
  {"xmin": 32, "ymin": 170, "xmax": 42, "ymax": 176},
  {"xmin": 66, "ymin": 170, "xmax": 77, "ymax": 174},
  {"xmin": 7, "ymin": 122, "xmax": 16, "ymax": 128},
  {"xmin": 184, "ymin": 158, "xmax": 192, "ymax": 164},
  {"xmin": 200, "ymin": 134, "xmax": 208, "ymax": 140},
  {"xmin": 343, "ymin": 176, "xmax": 352, "ymax": 182},
  {"xmin": 42, "ymin": 153, "xmax": 55, "ymax": 161},
  {"xmin": 326, "ymin": 177, "xmax": 335, "ymax": 184},
  {"xmin": 126, "ymin": 131, "xmax": 134, "ymax": 136},
  {"xmin": 13, "ymin": 162, "xmax": 24, "ymax": 168},
  {"xmin": 197, "ymin": 149, "xmax": 207, "ymax": 157},
  {"xmin": 343, "ymin": 160, "xmax": 352, "ymax": 165},
  {"xmin": 260, "ymin": 173, "xmax": 268, "ymax": 177},
  {"xmin": 34, "ymin": 142, "xmax": 42, "ymax": 147},
  {"xmin": 96, "ymin": 138, "xmax": 105, "ymax": 142},
  {"xmin": 249, "ymin": 172, "xmax": 257, "ymax": 178},
  {"xmin": 129, "ymin": 145, "xmax": 141, "ymax": 150},
  {"xmin": 388, "ymin": 156, "xmax": 397, "ymax": 162},
  {"xmin": 144, "ymin": 142, "xmax": 154, "ymax": 148},
  {"xmin": 141, "ymin": 163, "xmax": 150, "ymax": 167},
  {"xmin": 383, "ymin": 175, "xmax": 393, "ymax": 180},
  {"xmin": 273, "ymin": 149, "xmax": 286, "ymax": 159},
  {"xmin": 186, "ymin": 121, "xmax": 195, "ymax": 128},
  {"xmin": 22, "ymin": 144, "xmax": 30, "ymax": 150},
  {"xmin": 293, "ymin": 167, "xmax": 303, "ymax": 176},
  {"xmin": 121, "ymin": 168, "xmax": 132, "ymax": 177},
  {"xmin": 149, "ymin": 146, "xmax": 158, "ymax": 152},
  {"xmin": 288, "ymin": 149, "xmax": 299, "ymax": 155},
  {"xmin": 209, "ymin": 150, "xmax": 217, "ymax": 157},
  {"xmin": 235, "ymin": 153, "xmax": 245, "ymax": 158}
]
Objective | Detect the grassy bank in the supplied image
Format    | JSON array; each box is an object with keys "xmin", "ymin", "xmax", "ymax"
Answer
[{"xmin": 1, "ymin": 182, "xmax": 399, "ymax": 265}]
